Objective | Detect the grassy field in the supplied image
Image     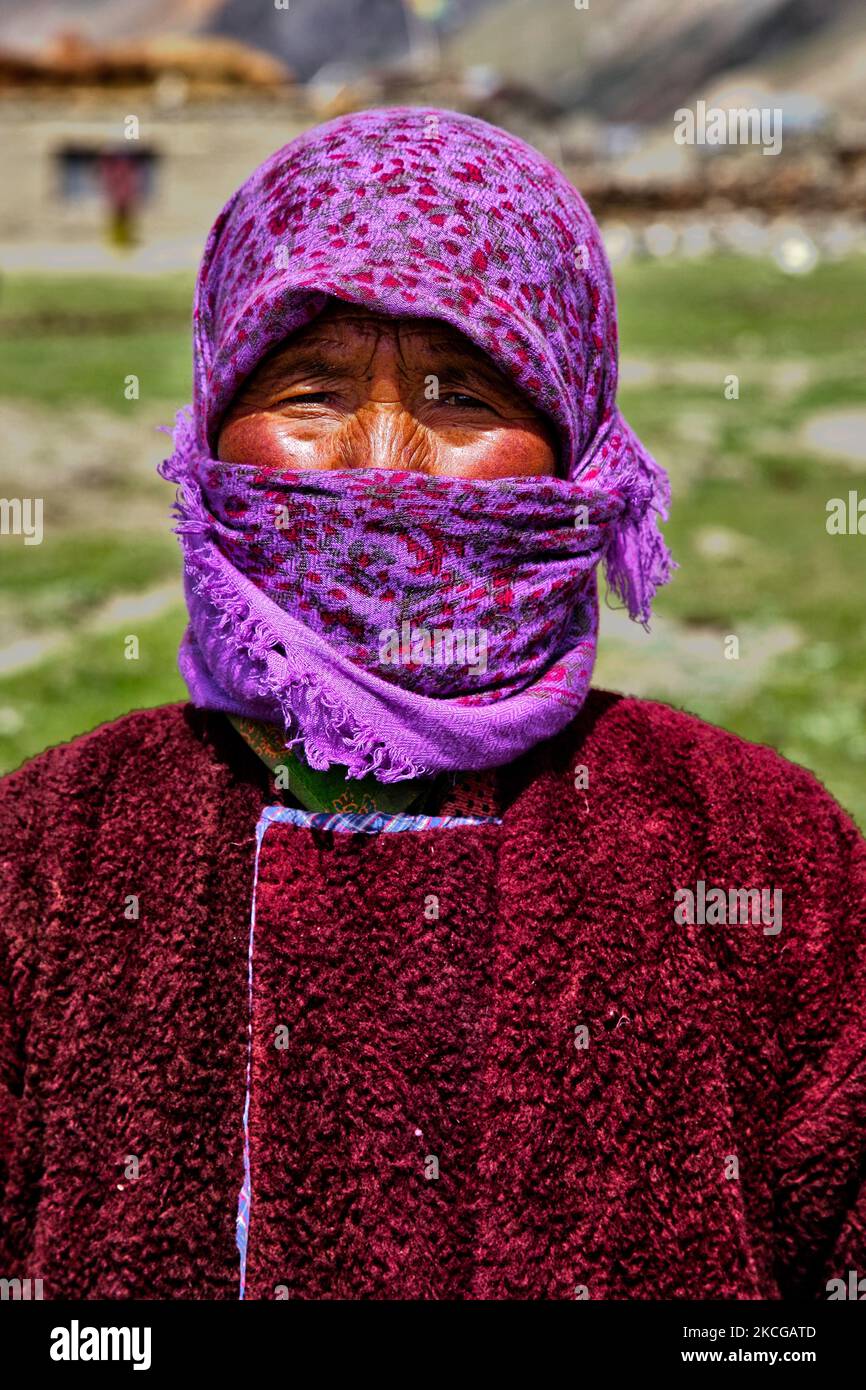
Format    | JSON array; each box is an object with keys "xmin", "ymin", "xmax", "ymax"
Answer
[{"xmin": 0, "ymin": 258, "xmax": 864, "ymax": 825}]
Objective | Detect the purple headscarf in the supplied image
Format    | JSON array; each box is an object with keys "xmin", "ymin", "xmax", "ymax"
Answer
[{"xmin": 161, "ymin": 107, "xmax": 674, "ymax": 781}]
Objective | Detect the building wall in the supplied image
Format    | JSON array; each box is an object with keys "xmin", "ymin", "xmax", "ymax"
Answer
[{"xmin": 0, "ymin": 94, "xmax": 312, "ymax": 249}]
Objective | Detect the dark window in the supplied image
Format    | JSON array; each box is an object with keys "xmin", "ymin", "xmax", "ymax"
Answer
[{"xmin": 56, "ymin": 146, "xmax": 159, "ymax": 203}]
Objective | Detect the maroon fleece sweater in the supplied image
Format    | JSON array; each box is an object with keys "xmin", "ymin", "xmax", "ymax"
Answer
[{"xmin": 1, "ymin": 690, "xmax": 864, "ymax": 1300}]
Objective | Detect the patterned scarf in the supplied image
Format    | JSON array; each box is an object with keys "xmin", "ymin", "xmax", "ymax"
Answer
[{"xmin": 161, "ymin": 107, "xmax": 674, "ymax": 782}]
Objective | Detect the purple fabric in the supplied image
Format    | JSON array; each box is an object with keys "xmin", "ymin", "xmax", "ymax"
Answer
[{"xmin": 161, "ymin": 106, "xmax": 674, "ymax": 781}]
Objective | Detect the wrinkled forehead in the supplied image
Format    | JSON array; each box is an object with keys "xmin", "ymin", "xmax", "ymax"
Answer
[
  {"xmin": 226, "ymin": 300, "xmax": 524, "ymax": 390},
  {"xmin": 192, "ymin": 107, "xmax": 619, "ymax": 468}
]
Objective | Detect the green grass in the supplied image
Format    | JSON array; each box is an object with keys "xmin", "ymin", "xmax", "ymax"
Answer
[
  {"xmin": 0, "ymin": 271, "xmax": 194, "ymax": 321},
  {"xmin": 615, "ymin": 256, "xmax": 866, "ymax": 358},
  {"xmin": 0, "ymin": 607, "xmax": 187, "ymax": 771},
  {"xmin": 610, "ymin": 259, "xmax": 866, "ymax": 825},
  {"xmin": 0, "ymin": 328, "xmax": 192, "ymax": 410},
  {"xmin": 0, "ymin": 272, "xmax": 194, "ymax": 409},
  {"xmin": 1, "ymin": 258, "xmax": 864, "ymax": 826},
  {"xmin": 0, "ymin": 533, "xmax": 178, "ymax": 629}
]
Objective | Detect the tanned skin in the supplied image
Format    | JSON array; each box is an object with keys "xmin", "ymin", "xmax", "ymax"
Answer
[{"xmin": 217, "ymin": 300, "xmax": 557, "ymax": 479}]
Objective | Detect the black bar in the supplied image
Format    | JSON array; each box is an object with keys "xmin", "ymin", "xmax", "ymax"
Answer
[{"xmin": 3, "ymin": 1297, "xmax": 862, "ymax": 1379}]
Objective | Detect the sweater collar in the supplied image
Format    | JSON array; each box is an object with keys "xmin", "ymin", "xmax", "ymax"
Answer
[{"xmin": 227, "ymin": 715, "xmax": 434, "ymax": 815}]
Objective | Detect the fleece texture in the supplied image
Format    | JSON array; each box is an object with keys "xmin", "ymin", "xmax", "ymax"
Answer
[{"xmin": 1, "ymin": 690, "xmax": 865, "ymax": 1300}]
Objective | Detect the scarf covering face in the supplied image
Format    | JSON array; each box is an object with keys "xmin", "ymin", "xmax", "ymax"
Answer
[{"xmin": 161, "ymin": 107, "xmax": 674, "ymax": 781}]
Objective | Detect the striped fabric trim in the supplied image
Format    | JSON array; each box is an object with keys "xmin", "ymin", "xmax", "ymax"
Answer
[
  {"xmin": 234, "ymin": 816, "xmax": 264, "ymax": 1301},
  {"xmin": 235, "ymin": 800, "xmax": 502, "ymax": 1297},
  {"xmin": 256, "ymin": 804, "xmax": 503, "ymax": 835}
]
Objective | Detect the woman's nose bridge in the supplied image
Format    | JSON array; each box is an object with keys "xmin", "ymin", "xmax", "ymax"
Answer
[
  {"xmin": 333, "ymin": 326, "xmax": 429, "ymax": 470},
  {"xmin": 342, "ymin": 398, "xmax": 428, "ymax": 471}
]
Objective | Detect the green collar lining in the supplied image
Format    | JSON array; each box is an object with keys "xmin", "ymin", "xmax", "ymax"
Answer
[{"xmin": 228, "ymin": 714, "xmax": 438, "ymax": 815}]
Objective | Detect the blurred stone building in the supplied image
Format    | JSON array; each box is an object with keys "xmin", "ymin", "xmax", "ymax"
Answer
[
  {"xmin": 0, "ymin": 34, "xmax": 311, "ymax": 263},
  {"xmin": 1, "ymin": 26, "xmax": 864, "ymax": 271}
]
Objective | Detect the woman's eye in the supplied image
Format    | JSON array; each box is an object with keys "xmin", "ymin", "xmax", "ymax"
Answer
[
  {"xmin": 441, "ymin": 391, "xmax": 491, "ymax": 409},
  {"xmin": 275, "ymin": 391, "xmax": 334, "ymax": 407}
]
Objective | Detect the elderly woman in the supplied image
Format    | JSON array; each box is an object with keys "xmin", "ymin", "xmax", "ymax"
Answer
[{"xmin": 1, "ymin": 108, "xmax": 864, "ymax": 1303}]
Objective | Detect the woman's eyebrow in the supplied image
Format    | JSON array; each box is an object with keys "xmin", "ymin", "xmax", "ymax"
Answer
[
  {"xmin": 265, "ymin": 339, "xmax": 509, "ymax": 391},
  {"xmin": 430, "ymin": 360, "xmax": 503, "ymax": 390},
  {"xmin": 267, "ymin": 348, "xmax": 353, "ymax": 380},
  {"xmin": 412, "ymin": 354, "xmax": 515, "ymax": 401}
]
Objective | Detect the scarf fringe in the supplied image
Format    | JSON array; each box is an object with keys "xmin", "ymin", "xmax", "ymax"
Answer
[
  {"xmin": 602, "ymin": 415, "xmax": 677, "ymax": 629},
  {"xmin": 186, "ymin": 554, "xmax": 431, "ymax": 783},
  {"xmin": 162, "ymin": 401, "xmax": 674, "ymax": 777}
]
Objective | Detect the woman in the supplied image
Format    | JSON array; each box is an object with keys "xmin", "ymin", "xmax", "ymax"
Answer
[{"xmin": 1, "ymin": 108, "xmax": 864, "ymax": 1301}]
